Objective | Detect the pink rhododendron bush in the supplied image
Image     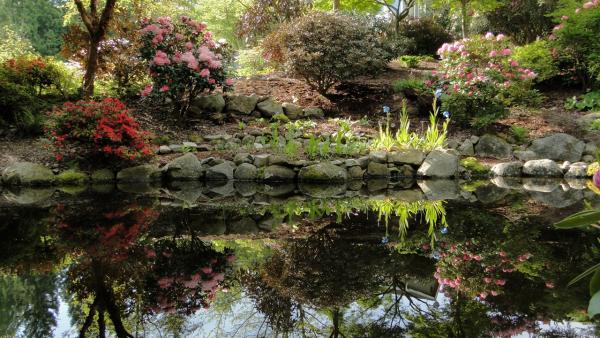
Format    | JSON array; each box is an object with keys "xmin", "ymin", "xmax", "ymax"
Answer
[
  {"xmin": 139, "ymin": 16, "xmax": 233, "ymax": 115},
  {"xmin": 431, "ymin": 33, "xmax": 539, "ymax": 128}
]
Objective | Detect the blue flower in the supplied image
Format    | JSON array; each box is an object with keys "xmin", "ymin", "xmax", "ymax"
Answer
[
  {"xmin": 440, "ymin": 227, "xmax": 449, "ymax": 234},
  {"xmin": 443, "ymin": 111, "xmax": 451, "ymax": 119},
  {"xmin": 383, "ymin": 106, "xmax": 391, "ymax": 114},
  {"xmin": 381, "ymin": 236, "xmax": 389, "ymax": 244},
  {"xmin": 435, "ymin": 88, "xmax": 443, "ymax": 98}
]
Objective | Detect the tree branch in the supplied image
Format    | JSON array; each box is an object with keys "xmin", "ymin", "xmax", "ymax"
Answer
[
  {"xmin": 74, "ymin": 0, "xmax": 94, "ymax": 33},
  {"xmin": 97, "ymin": 0, "xmax": 118, "ymax": 40}
]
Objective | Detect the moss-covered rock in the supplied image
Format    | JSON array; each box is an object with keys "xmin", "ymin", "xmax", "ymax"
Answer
[
  {"xmin": 1, "ymin": 162, "xmax": 55, "ymax": 186},
  {"xmin": 460, "ymin": 157, "xmax": 490, "ymax": 176},
  {"xmin": 56, "ymin": 169, "xmax": 89, "ymax": 185},
  {"xmin": 298, "ymin": 163, "xmax": 347, "ymax": 182}
]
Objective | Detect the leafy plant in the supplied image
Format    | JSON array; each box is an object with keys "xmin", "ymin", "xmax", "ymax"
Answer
[
  {"xmin": 513, "ymin": 40, "xmax": 559, "ymax": 83},
  {"xmin": 398, "ymin": 18, "xmax": 453, "ymax": 56},
  {"xmin": 510, "ymin": 125, "xmax": 530, "ymax": 144},
  {"xmin": 305, "ymin": 135, "xmax": 320, "ymax": 160},
  {"xmin": 392, "ymin": 78, "xmax": 428, "ymax": 93},
  {"xmin": 565, "ymin": 91, "xmax": 600, "ymax": 111}
]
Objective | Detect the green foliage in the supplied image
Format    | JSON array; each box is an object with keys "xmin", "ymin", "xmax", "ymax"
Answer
[
  {"xmin": 553, "ymin": 2, "xmax": 600, "ymax": 88},
  {"xmin": 189, "ymin": 0, "xmax": 248, "ymax": 48},
  {"xmin": 0, "ymin": 0, "xmax": 66, "ymax": 56},
  {"xmin": 398, "ymin": 18, "xmax": 453, "ymax": 56},
  {"xmin": 485, "ymin": 0, "xmax": 558, "ymax": 44},
  {"xmin": 432, "ymin": 0, "xmax": 501, "ymax": 37},
  {"xmin": 565, "ymin": 91, "xmax": 600, "ymax": 111},
  {"xmin": 234, "ymin": 47, "xmax": 274, "ymax": 78},
  {"xmin": 510, "ymin": 125, "xmax": 530, "ymax": 144},
  {"xmin": 264, "ymin": 12, "xmax": 394, "ymax": 95},
  {"xmin": 441, "ymin": 89, "xmax": 507, "ymax": 129},
  {"xmin": 513, "ymin": 40, "xmax": 559, "ymax": 83},
  {"xmin": 312, "ymin": 0, "xmax": 383, "ymax": 13},
  {"xmin": 0, "ymin": 26, "xmax": 34, "ymax": 61},
  {"xmin": 392, "ymin": 78, "xmax": 427, "ymax": 93},
  {"xmin": 56, "ymin": 169, "xmax": 88, "ymax": 185},
  {"xmin": 396, "ymin": 55, "xmax": 433, "ymax": 68}
]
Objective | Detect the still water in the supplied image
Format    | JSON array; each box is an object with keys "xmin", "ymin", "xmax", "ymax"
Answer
[{"xmin": 1, "ymin": 179, "xmax": 599, "ymax": 337}]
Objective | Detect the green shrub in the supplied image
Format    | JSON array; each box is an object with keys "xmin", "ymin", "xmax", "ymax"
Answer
[
  {"xmin": 398, "ymin": 18, "xmax": 453, "ymax": 56},
  {"xmin": 263, "ymin": 12, "xmax": 394, "ymax": 95},
  {"xmin": 565, "ymin": 91, "xmax": 600, "ymax": 111},
  {"xmin": 392, "ymin": 78, "xmax": 427, "ymax": 93},
  {"xmin": 510, "ymin": 125, "xmax": 530, "ymax": 144},
  {"xmin": 441, "ymin": 89, "xmax": 507, "ymax": 129},
  {"xmin": 486, "ymin": 0, "xmax": 558, "ymax": 45},
  {"xmin": 396, "ymin": 55, "xmax": 433, "ymax": 68},
  {"xmin": 513, "ymin": 40, "xmax": 559, "ymax": 83},
  {"xmin": 553, "ymin": 3, "xmax": 600, "ymax": 88}
]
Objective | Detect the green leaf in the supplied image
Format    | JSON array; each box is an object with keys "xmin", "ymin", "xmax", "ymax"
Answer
[
  {"xmin": 589, "ymin": 291, "xmax": 600, "ymax": 318},
  {"xmin": 554, "ymin": 209, "xmax": 600, "ymax": 229},
  {"xmin": 569, "ymin": 263, "xmax": 600, "ymax": 287},
  {"xmin": 591, "ymin": 270, "xmax": 600, "ymax": 297}
]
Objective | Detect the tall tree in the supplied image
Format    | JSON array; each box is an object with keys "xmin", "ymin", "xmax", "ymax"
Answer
[
  {"xmin": 433, "ymin": 0, "xmax": 500, "ymax": 38},
  {"xmin": 333, "ymin": 0, "xmax": 340, "ymax": 11},
  {"xmin": 374, "ymin": 0, "xmax": 417, "ymax": 36},
  {"xmin": 73, "ymin": 0, "xmax": 118, "ymax": 98}
]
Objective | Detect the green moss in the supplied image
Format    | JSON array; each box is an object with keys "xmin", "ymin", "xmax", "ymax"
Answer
[
  {"xmin": 272, "ymin": 113, "xmax": 290, "ymax": 123},
  {"xmin": 461, "ymin": 157, "xmax": 490, "ymax": 175},
  {"xmin": 56, "ymin": 169, "xmax": 88, "ymax": 185},
  {"xmin": 460, "ymin": 180, "xmax": 487, "ymax": 192}
]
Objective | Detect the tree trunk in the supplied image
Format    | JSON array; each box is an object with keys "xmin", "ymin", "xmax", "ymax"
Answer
[
  {"xmin": 460, "ymin": 0, "xmax": 469, "ymax": 38},
  {"xmin": 83, "ymin": 37, "xmax": 100, "ymax": 98},
  {"xmin": 332, "ymin": 0, "xmax": 340, "ymax": 11}
]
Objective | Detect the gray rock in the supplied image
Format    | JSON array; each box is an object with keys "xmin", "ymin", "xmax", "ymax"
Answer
[
  {"xmin": 234, "ymin": 163, "xmax": 258, "ymax": 181},
  {"xmin": 267, "ymin": 155, "xmax": 287, "ymax": 166},
  {"xmin": 514, "ymin": 150, "xmax": 537, "ymax": 161},
  {"xmin": 530, "ymin": 189, "xmax": 583, "ymax": 208},
  {"xmin": 169, "ymin": 144, "xmax": 183, "ymax": 153},
  {"xmin": 158, "ymin": 145, "xmax": 172, "ymax": 154},
  {"xmin": 347, "ymin": 166, "xmax": 364, "ymax": 180},
  {"xmin": 417, "ymin": 150, "xmax": 459, "ymax": 178},
  {"xmin": 234, "ymin": 152, "xmax": 253, "ymax": 165},
  {"xmin": 369, "ymin": 151, "xmax": 388, "ymax": 163},
  {"xmin": 387, "ymin": 149, "xmax": 425, "ymax": 165},
  {"xmin": 282, "ymin": 102, "xmax": 303, "ymax": 119},
  {"xmin": 256, "ymin": 98, "xmax": 283, "ymax": 117},
  {"xmin": 182, "ymin": 141, "xmax": 198, "ymax": 149},
  {"xmin": 1, "ymin": 162, "xmax": 55, "ymax": 186},
  {"xmin": 528, "ymin": 133, "xmax": 584, "ymax": 162},
  {"xmin": 91, "ymin": 169, "xmax": 115, "ymax": 183},
  {"xmin": 458, "ymin": 139, "xmax": 475, "ymax": 156},
  {"xmin": 470, "ymin": 135, "xmax": 480, "ymax": 144},
  {"xmin": 234, "ymin": 181, "xmax": 258, "ymax": 196},
  {"xmin": 299, "ymin": 182, "xmax": 347, "ymax": 198},
  {"xmin": 189, "ymin": 94, "xmax": 226, "ymax": 115},
  {"xmin": 565, "ymin": 163, "xmax": 588, "ymax": 178},
  {"xmin": 367, "ymin": 162, "xmax": 389, "ymax": 177},
  {"xmin": 474, "ymin": 184, "xmax": 510, "ymax": 204},
  {"xmin": 201, "ymin": 157, "xmax": 223, "ymax": 166},
  {"xmin": 418, "ymin": 179, "xmax": 459, "ymax": 200},
  {"xmin": 566, "ymin": 179, "xmax": 588, "ymax": 190},
  {"xmin": 345, "ymin": 159, "xmax": 360, "ymax": 167},
  {"xmin": 163, "ymin": 153, "xmax": 204, "ymax": 180},
  {"xmin": 204, "ymin": 134, "xmax": 231, "ymax": 141},
  {"xmin": 253, "ymin": 154, "xmax": 269, "ymax": 167},
  {"xmin": 241, "ymin": 135, "xmax": 256, "ymax": 145},
  {"xmin": 228, "ymin": 217, "xmax": 259, "ymax": 234},
  {"xmin": 395, "ymin": 164, "xmax": 415, "ymax": 177},
  {"xmin": 303, "ymin": 107, "xmax": 324, "ymax": 118},
  {"xmin": 299, "ymin": 163, "xmax": 347, "ymax": 182},
  {"xmin": 523, "ymin": 159, "xmax": 563, "ymax": 177},
  {"xmin": 491, "ymin": 177, "xmax": 523, "ymax": 190},
  {"xmin": 523, "ymin": 177, "xmax": 560, "ymax": 193},
  {"xmin": 576, "ymin": 112, "xmax": 600, "ymax": 129},
  {"xmin": 585, "ymin": 142, "xmax": 598, "ymax": 156},
  {"xmin": 206, "ymin": 162, "xmax": 235, "ymax": 180},
  {"xmin": 475, "ymin": 134, "xmax": 512, "ymax": 159},
  {"xmin": 208, "ymin": 180, "xmax": 235, "ymax": 196},
  {"xmin": 491, "ymin": 162, "xmax": 523, "ymax": 177},
  {"xmin": 225, "ymin": 95, "xmax": 259, "ymax": 115},
  {"xmin": 446, "ymin": 139, "xmax": 460, "ymax": 149},
  {"xmin": 197, "ymin": 144, "xmax": 213, "ymax": 151},
  {"xmin": 583, "ymin": 155, "xmax": 595, "ymax": 163},
  {"xmin": 117, "ymin": 165, "xmax": 162, "ymax": 183},
  {"xmin": 262, "ymin": 165, "xmax": 296, "ymax": 181}
]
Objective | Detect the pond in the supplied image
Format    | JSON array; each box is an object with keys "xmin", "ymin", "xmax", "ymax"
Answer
[{"xmin": 0, "ymin": 179, "xmax": 599, "ymax": 337}]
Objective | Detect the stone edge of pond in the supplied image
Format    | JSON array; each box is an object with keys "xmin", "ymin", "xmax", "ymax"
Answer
[{"xmin": 0, "ymin": 149, "xmax": 594, "ymax": 188}]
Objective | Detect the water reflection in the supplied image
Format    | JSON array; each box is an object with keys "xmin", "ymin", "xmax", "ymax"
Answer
[{"xmin": 0, "ymin": 184, "xmax": 598, "ymax": 337}]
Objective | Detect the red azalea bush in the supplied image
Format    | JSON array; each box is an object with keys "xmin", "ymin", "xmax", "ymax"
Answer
[
  {"xmin": 139, "ymin": 16, "xmax": 234, "ymax": 115},
  {"xmin": 45, "ymin": 98, "xmax": 153, "ymax": 163},
  {"xmin": 431, "ymin": 33, "xmax": 539, "ymax": 127}
]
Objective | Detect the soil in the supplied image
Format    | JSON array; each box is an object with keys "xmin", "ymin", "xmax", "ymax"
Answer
[{"xmin": 0, "ymin": 61, "xmax": 592, "ymax": 170}]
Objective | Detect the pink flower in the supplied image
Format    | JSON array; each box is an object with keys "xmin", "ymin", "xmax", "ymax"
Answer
[
  {"xmin": 181, "ymin": 51, "xmax": 198, "ymax": 70},
  {"xmin": 496, "ymin": 34, "xmax": 505, "ymax": 41},
  {"xmin": 509, "ymin": 59, "xmax": 519, "ymax": 67},
  {"xmin": 576, "ymin": 7, "xmax": 581, "ymax": 13},
  {"xmin": 501, "ymin": 48, "xmax": 512, "ymax": 56},
  {"xmin": 583, "ymin": 2, "xmax": 594, "ymax": 9},
  {"xmin": 159, "ymin": 85, "xmax": 169, "ymax": 92},
  {"xmin": 153, "ymin": 50, "xmax": 170, "ymax": 66},
  {"xmin": 201, "ymin": 266, "xmax": 213, "ymax": 274},
  {"xmin": 185, "ymin": 42, "xmax": 194, "ymax": 50},
  {"xmin": 553, "ymin": 24, "xmax": 564, "ymax": 31},
  {"xmin": 489, "ymin": 50, "xmax": 498, "ymax": 57},
  {"xmin": 141, "ymin": 84, "xmax": 153, "ymax": 97},
  {"xmin": 225, "ymin": 78, "xmax": 234, "ymax": 86},
  {"xmin": 197, "ymin": 45, "xmax": 215, "ymax": 62},
  {"xmin": 491, "ymin": 290, "xmax": 499, "ymax": 296},
  {"xmin": 208, "ymin": 59, "xmax": 222, "ymax": 69},
  {"xmin": 495, "ymin": 279, "xmax": 506, "ymax": 286},
  {"xmin": 485, "ymin": 32, "xmax": 495, "ymax": 40},
  {"xmin": 208, "ymin": 78, "xmax": 216, "ymax": 85},
  {"xmin": 479, "ymin": 292, "xmax": 488, "ymax": 299},
  {"xmin": 200, "ymin": 68, "xmax": 210, "ymax": 78},
  {"xmin": 593, "ymin": 170, "xmax": 600, "ymax": 188},
  {"xmin": 545, "ymin": 281, "xmax": 555, "ymax": 289},
  {"xmin": 561, "ymin": 15, "xmax": 569, "ymax": 21},
  {"xmin": 175, "ymin": 33, "xmax": 184, "ymax": 40},
  {"xmin": 484, "ymin": 277, "xmax": 493, "ymax": 284}
]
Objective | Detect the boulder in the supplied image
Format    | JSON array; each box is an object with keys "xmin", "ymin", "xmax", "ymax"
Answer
[
  {"xmin": 206, "ymin": 162, "xmax": 235, "ymax": 180},
  {"xmin": 234, "ymin": 152, "xmax": 253, "ymax": 165},
  {"xmin": 1, "ymin": 162, "xmax": 55, "ymax": 186},
  {"xmin": 514, "ymin": 150, "xmax": 537, "ymax": 161},
  {"xmin": 490, "ymin": 162, "xmax": 523, "ymax": 177},
  {"xmin": 224, "ymin": 95, "xmax": 259, "ymax": 115},
  {"xmin": 417, "ymin": 150, "xmax": 459, "ymax": 178},
  {"xmin": 299, "ymin": 163, "xmax": 347, "ymax": 182},
  {"xmin": 188, "ymin": 94, "xmax": 226, "ymax": 116},
  {"xmin": 117, "ymin": 165, "xmax": 162, "ymax": 183},
  {"xmin": 522, "ymin": 159, "xmax": 563, "ymax": 177},
  {"xmin": 458, "ymin": 139, "xmax": 475, "ymax": 156},
  {"xmin": 282, "ymin": 102, "xmax": 303, "ymax": 119},
  {"xmin": 256, "ymin": 98, "xmax": 283, "ymax": 117},
  {"xmin": 387, "ymin": 149, "xmax": 425, "ymax": 165},
  {"xmin": 303, "ymin": 107, "xmax": 324, "ymax": 118},
  {"xmin": 528, "ymin": 133, "xmax": 584, "ymax": 162},
  {"xmin": 564, "ymin": 163, "xmax": 588, "ymax": 178},
  {"xmin": 475, "ymin": 134, "xmax": 512, "ymax": 159},
  {"xmin": 418, "ymin": 179, "xmax": 459, "ymax": 200},
  {"xmin": 262, "ymin": 165, "xmax": 296, "ymax": 181},
  {"xmin": 234, "ymin": 163, "xmax": 258, "ymax": 181},
  {"xmin": 163, "ymin": 153, "xmax": 204, "ymax": 180},
  {"xmin": 56, "ymin": 169, "xmax": 88, "ymax": 185},
  {"xmin": 157, "ymin": 145, "xmax": 172, "ymax": 154},
  {"xmin": 367, "ymin": 162, "xmax": 389, "ymax": 177},
  {"xmin": 369, "ymin": 151, "xmax": 388, "ymax": 163},
  {"xmin": 347, "ymin": 166, "xmax": 364, "ymax": 180},
  {"xmin": 91, "ymin": 169, "xmax": 115, "ymax": 183}
]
